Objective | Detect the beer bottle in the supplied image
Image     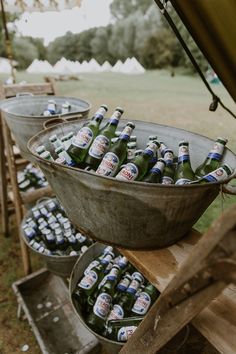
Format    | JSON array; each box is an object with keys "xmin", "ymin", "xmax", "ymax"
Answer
[
  {"xmin": 195, "ymin": 137, "xmax": 228, "ymax": 178},
  {"xmin": 85, "ymin": 107, "xmax": 124, "ymax": 170},
  {"xmin": 127, "ymin": 142, "xmax": 137, "ymax": 162},
  {"xmin": 105, "ymin": 317, "xmax": 144, "ymax": 341},
  {"xmin": 86, "ymin": 265, "xmax": 120, "ymax": 333},
  {"xmin": 116, "ymin": 141, "xmax": 159, "ymax": 182},
  {"xmin": 96, "ymin": 122, "xmax": 135, "ymax": 177},
  {"xmin": 55, "ymin": 146, "xmax": 76, "ymax": 167},
  {"xmin": 84, "ymin": 247, "xmax": 114, "ymax": 275},
  {"xmin": 175, "ymin": 141, "xmax": 195, "ymax": 185},
  {"xmin": 67, "ymin": 105, "xmax": 108, "ymax": 164},
  {"xmin": 40, "ymin": 151, "xmax": 54, "ymax": 162},
  {"xmin": 36, "ymin": 145, "xmax": 46, "ymax": 156},
  {"xmin": 190, "ymin": 164, "xmax": 233, "ymax": 184},
  {"xmin": 159, "ymin": 141, "xmax": 168, "ymax": 158},
  {"xmin": 131, "ymin": 282, "xmax": 160, "ymax": 316},
  {"xmin": 143, "ymin": 158, "xmax": 166, "ymax": 183},
  {"xmin": 49, "ymin": 134, "xmax": 62, "ymax": 149},
  {"xmin": 73, "ymin": 252, "xmax": 114, "ymax": 309},
  {"xmin": 114, "ymin": 274, "xmax": 132, "ymax": 302},
  {"xmin": 162, "ymin": 149, "xmax": 175, "ymax": 185}
]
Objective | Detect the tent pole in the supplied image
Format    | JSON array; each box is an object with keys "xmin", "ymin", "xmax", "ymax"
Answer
[{"xmin": 0, "ymin": 0, "xmax": 16, "ymax": 83}]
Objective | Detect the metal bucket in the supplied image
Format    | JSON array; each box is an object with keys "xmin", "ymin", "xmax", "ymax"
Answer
[
  {"xmin": 20, "ymin": 197, "xmax": 88, "ymax": 278},
  {"xmin": 1, "ymin": 95, "xmax": 91, "ymax": 160},
  {"xmin": 70, "ymin": 243, "xmax": 123, "ymax": 354},
  {"xmin": 27, "ymin": 119, "xmax": 236, "ymax": 249}
]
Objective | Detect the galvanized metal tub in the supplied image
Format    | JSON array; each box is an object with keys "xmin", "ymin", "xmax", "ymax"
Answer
[
  {"xmin": 0, "ymin": 95, "xmax": 91, "ymax": 160},
  {"xmin": 20, "ymin": 198, "xmax": 87, "ymax": 278},
  {"xmin": 70, "ymin": 243, "xmax": 123, "ymax": 354},
  {"xmin": 27, "ymin": 119, "xmax": 236, "ymax": 249}
]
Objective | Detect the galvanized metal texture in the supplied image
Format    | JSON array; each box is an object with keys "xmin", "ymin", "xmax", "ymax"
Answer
[
  {"xmin": 12, "ymin": 268, "xmax": 100, "ymax": 354},
  {"xmin": 70, "ymin": 243, "xmax": 123, "ymax": 354},
  {"xmin": 27, "ymin": 119, "xmax": 236, "ymax": 249},
  {"xmin": 1, "ymin": 95, "xmax": 91, "ymax": 160}
]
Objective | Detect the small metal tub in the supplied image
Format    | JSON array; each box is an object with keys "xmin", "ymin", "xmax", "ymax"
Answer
[
  {"xmin": 1, "ymin": 95, "xmax": 91, "ymax": 160},
  {"xmin": 27, "ymin": 119, "xmax": 236, "ymax": 249},
  {"xmin": 21, "ymin": 198, "xmax": 90, "ymax": 278},
  {"xmin": 70, "ymin": 243, "xmax": 123, "ymax": 354}
]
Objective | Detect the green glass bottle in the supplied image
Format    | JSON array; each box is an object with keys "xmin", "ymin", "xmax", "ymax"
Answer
[
  {"xmin": 84, "ymin": 246, "xmax": 114, "ymax": 275},
  {"xmin": 72, "ymin": 252, "xmax": 114, "ymax": 308},
  {"xmin": 143, "ymin": 158, "xmax": 166, "ymax": 183},
  {"xmin": 96, "ymin": 122, "xmax": 135, "ymax": 177},
  {"xmin": 190, "ymin": 164, "xmax": 233, "ymax": 184},
  {"xmin": 114, "ymin": 274, "xmax": 132, "ymax": 302},
  {"xmin": 131, "ymin": 282, "xmax": 160, "ymax": 316},
  {"xmin": 175, "ymin": 141, "xmax": 195, "ymax": 185},
  {"xmin": 195, "ymin": 137, "xmax": 228, "ymax": 178},
  {"xmin": 115, "ymin": 141, "xmax": 159, "ymax": 182},
  {"xmin": 86, "ymin": 265, "xmax": 120, "ymax": 334},
  {"xmin": 67, "ymin": 104, "xmax": 108, "ymax": 164},
  {"xmin": 85, "ymin": 107, "xmax": 124, "ymax": 170},
  {"xmin": 162, "ymin": 149, "xmax": 175, "ymax": 185},
  {"xmin": 104, "ymin": 317, "xmax": 144, "ymax": 341}
]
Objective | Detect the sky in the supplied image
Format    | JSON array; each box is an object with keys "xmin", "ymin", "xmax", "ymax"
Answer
[{"xmin": 14, "ymin": 0, "xmax": 113, "ymax": 45}]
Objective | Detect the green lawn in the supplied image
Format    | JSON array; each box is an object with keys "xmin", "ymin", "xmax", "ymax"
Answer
[{"xmin": 0, "ymin": 70, "xmax": 235, "ymax": 353}]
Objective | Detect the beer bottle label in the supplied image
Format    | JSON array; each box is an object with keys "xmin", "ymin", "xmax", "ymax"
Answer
[
  {"xmin": 119, "ymin": 126, "xmax": 133, "ymax": 140},
  {"xmin": 164, "ymin": 151, "xmax": 174, "ymax": 164},
  {"xmin": 116, "ymin": 163, "xmax": 139, "ymax": 181},
  {"xmin": 109, "ymin": 111, "xmax": 122, "ymax": 125},
  {"xmin": 78, "ymin": 270, "xmax": 98, "ymax": 289},
  {"xmin": 127, "ymin": 279, "xmax": 140, "ymax": 294},
  {"xmin": 117, "ymin": 277, "xmax": 131, "ymax": 292},
  {"xmin": 132, "ymin": 292, "xmax": 151, "ymax": 315},
  {"xmin": 96, "ymin": 152, "xmax": 120, "ymax": 176},
  {"xmin": 95, "ymin": 106, "xmax": 107, "ymax": 120},
  {"xmin": 117, "ymin": 326, "xmax": 137, "ymax": 342},
  {"xmin": 162, "ymin": 176, "xmax": 174, "ymax": 185},
  {"xmin": 93, "ymin": 293, "xmax": 112, "ymax": 319},
  {"xmin": 207, "ymin": 142, "xmax": 224, "ymax": 160},
  {"xmin": 89, "ymin": 135, "xmax": 110, "ymax": 159},
  {"xmin": 72, "ymin": 127, "xmax": 93, "ymax": 149},
  {"xmin": 178, "ymin": 145, "xmax": 190, "ymax": 163},
  {"xmin": 204, "ymin": 167, "xmax": 229, "ymax": 182},
  {"xmin": 175, "ymin": 178, "xmax": 191, "ymax": 185},
  {"xmin": 84, "ymin": 260, "xmax": 100, "ymax": 275},
  {"xmin": 107, "ymin": 304, "xmax": 124, "ymax": 321},
  {"xmin": 101, "ymin": 253, "xmax": 114, "ymax": 265},
  {"xmin": 107, "ymin": 267, "xmax": 119, "ymax": 280}
]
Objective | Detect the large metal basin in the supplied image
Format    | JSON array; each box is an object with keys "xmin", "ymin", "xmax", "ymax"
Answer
[
  {"xmin": 1, "ymin": 95, "xmax": 91, "ymax": 160},
  {"xmin": 27, "ymin": 119, "xmax": 236, "ymax": 249},
  {"xmin": 70, "ymin": 243, "xmax": 123, "ymax": 354}
]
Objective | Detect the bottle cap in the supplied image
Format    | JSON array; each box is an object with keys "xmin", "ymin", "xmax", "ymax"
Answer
[
  {"xmin": 100, "ymin": 104, "xmax": 108, "ymax": 111},
  {"xmin": 115, "ymin": 107, "xmax": 124, "ymax": 114},
  {"xmin": 49, "ymin": 134, "xmax": 57, "ymax": 142},
  {"xmin": 127, "ymin": 122, "xmax": 135, "ymax": 129},
  {"xmin": 127, "ymin": 142, "xmax": 137, "ymax": 148},
  {"xmin": 55, "ymin": 146, "xmax": 65, "ymax": 154},
  {"xmin": 179, "ymin": 140, "xmax": 189, "ymax": 146},
  {"xmin": 216, "ymin": 137, "xmax": 228, "ymax": 144},
  {"xmin": 36, "ymin": 145, "xmax": 46, "ymax": 155}
]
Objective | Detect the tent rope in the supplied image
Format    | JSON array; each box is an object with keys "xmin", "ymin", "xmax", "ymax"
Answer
[{"xmin": 154, "ymin": 0, "xmax": 236, "ymax": 120}]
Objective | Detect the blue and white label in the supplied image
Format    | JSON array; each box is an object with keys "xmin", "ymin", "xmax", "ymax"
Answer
[
  {"xmin": 109, "ymin": 111, "xmax": 122, "ymax": 125},
  {"xmin": 107, "ymin": 304, "xmax": 124, "ymax": 321},
  {"xmin": 96, "ymin": 152, "xmax": 120, "ymax": 176},
  {"xmin": 204, "ymin": 167, "xmax": 229, "ymax": 183},
  {"xmin": 127, "ymin": 279, "xmax": 140, "ymax": 294},
  {"xmin": 119, "ymin": 125, "xmax": 133, "ymax": 141},
  {"xmin": 84, "ymin": 260, "xmax": 100, "ymax": 275},
  {"xmin": 116, "ymin": 163, "xmax": 139, "ymax": 181},
  {"xmin": 132, "ymin": 292, "xmax": 151, "ymax": 315},
  {"xmin": 117, "ymin": 326, "xmax": 137, "ymax": 342},
  {"xmin": 164, "ymin": 151, "xmax": 174, "ymax": 165},
  {"xmin": 72, "ymin": 127, "xmax": 93, "ymax": 149},
  {"xmin": 107, "ymin": 267, "xmax": 119, "ymax": 281},
  {"xmin": 178, "ymin": 145, "xmax": 190, "ymax": 163},
  {"xmin": 93, "ymin": 293, "xmax": 112, "ymax": 319},
  {"xmin": 78, "ymin": 270, "xmax": 98, "ymax": 290},
  {"xmin": 162, "ymin": 176, "xmax": 174, "ymax": 185},
  {"xmin": 94, "ymin": 106, "xmax": 107, "ymax": 120},
  {"xmin": 175, "ymin": 178, "xmax": 191, "ymax": 185},
  {"xmin": 207, "ymin": 142, "xmax": 224, "ymax": 161},
  {"xmin": 117, "ymin": 277, "xmax": 131, "ymax": 292},
  {"xmin": 89, "ymin": 135, "xmax": 110, "ymax": 159}
]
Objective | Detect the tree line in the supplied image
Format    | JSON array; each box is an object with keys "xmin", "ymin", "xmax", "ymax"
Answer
[{"xmin": 0, "ymin": 0, "xmax": 207, "ymax": 73}]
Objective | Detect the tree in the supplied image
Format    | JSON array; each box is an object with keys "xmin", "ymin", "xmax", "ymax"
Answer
[
  {"xmin": 26, "ymin": 37, "xmax": 47, "ymax": 60},
  {"xmin": 110, "ymin": 0, "xmax": 152, "ymax": 20},
  {"xmin": 12, "ymin": 37, "xmax": 38, "ymax": 69}
]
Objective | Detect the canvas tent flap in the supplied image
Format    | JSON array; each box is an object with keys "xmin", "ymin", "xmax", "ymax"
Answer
[{"xmin": 170, "ymin": 0, "xmax": 236, "ymax": 101}]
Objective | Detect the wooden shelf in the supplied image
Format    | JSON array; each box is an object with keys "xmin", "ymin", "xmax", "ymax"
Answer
[{"xmin": 119, "ymin": 230, "xmax": 236, "ymax": 354}]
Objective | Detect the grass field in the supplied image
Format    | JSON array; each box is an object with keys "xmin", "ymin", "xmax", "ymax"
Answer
[{"xmin": 0, "ymin": 70, "xmax": 235, "ymax": 353}]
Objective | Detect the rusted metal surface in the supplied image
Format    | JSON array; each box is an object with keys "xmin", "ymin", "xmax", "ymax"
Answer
[
  {"xmin": 27, "ymin": 119, "xmax": 236, "ymax": 249},
  {"xmin": 70, "ymin": 243, "xmax": 123, "ymax": 354},
  {"xmin": 1, "ymin": 95, "xmax": 91, "ymax": 160},
  {"xmin": 12, "ymin": 268, "xmax": 100, "ymax": 354}
]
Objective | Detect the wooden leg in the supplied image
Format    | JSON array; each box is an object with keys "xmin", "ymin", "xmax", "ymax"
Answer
[
  {"xmin": 2, "ymin": 117, "xmax": 31, "ymax": 275},
  {"xmin": 0, "ymin": 114, "xmax": 9, "ymax": 237}
]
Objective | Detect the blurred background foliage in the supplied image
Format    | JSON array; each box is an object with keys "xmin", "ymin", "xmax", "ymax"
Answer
[{"xmin": 0, "ymin": 0, "xmax": 208, "ymax": 71}]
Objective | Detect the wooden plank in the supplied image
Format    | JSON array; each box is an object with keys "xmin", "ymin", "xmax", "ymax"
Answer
[
  {"xmin": 3, "ymin": 83, "xmax": 55, "ymax": 98},
  {"xmin": 119, "ymin": 227, "xmax": 236, "ymax": 354},
  {"xmin": 119, "ymin": 229, "xmax": 201, "ymax": 292}
]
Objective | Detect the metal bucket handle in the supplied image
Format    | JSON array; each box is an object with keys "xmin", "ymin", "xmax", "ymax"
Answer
[
  {"xmin": 16, "ymin": 92, "xmax": 34, "ymax": 98},
  {"xmin": 36, "ymin": 197, "xmax": 52, "ymax": 206},
  {"xmin": 43, "ymin": 114, "xmax": 83, "ymax": 130}
]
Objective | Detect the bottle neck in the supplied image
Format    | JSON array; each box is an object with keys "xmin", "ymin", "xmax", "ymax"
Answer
[
  {"xmin": 206, "ymin": 140, "xmax": 226, "ymax": 161},
  {"xmin": 178, "ymin": 145, "xmax": 190, "ymax": 164}
]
